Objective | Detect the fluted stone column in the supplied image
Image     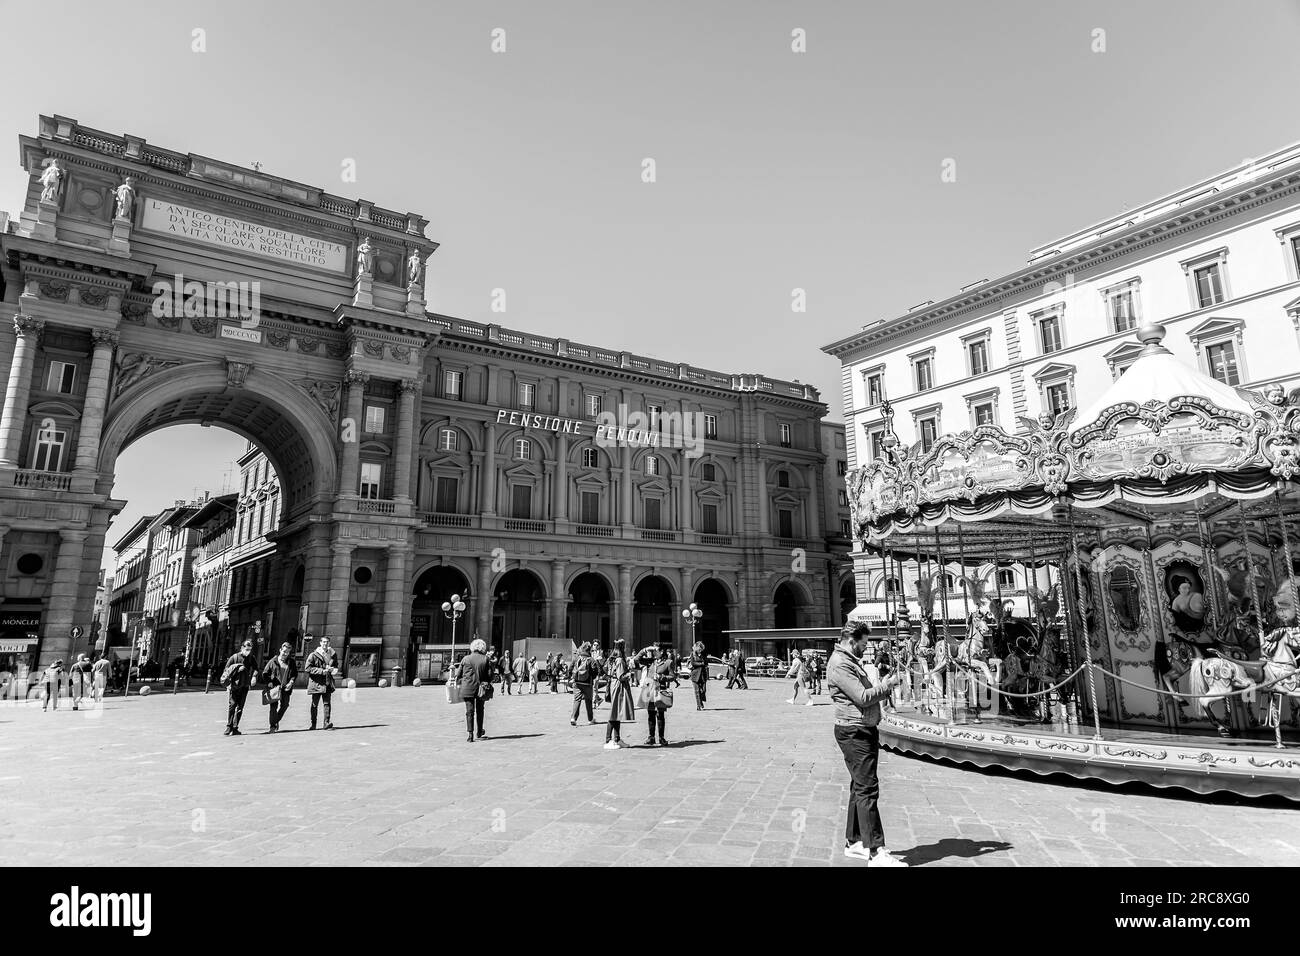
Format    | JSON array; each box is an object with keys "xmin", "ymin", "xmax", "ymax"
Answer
[
  {"xmin": 476, "ymin": 555, "xmax": 494, "ymax": 644},
  {"xmin": 549, "ymin": 559, "xmax": 567, "ymax": 640},
  {"xmin": 481, "ymin": 423, "xmax": 497, "ymax": 515},
  {"xmin": 42, "ymin": 529, "xmax": 89, "ymax": 666},
  {"xmin": 381, "ymin": 545, "xmax": 409, "ymax": 677},
  {"xmin": 0, "ymin": 315, "xmax": 44, "ymax": 467},
  {"xmin": 392, "ymin": 378, "xmax": 418, "ymax": 501},
  {"xmin": 324, "ymin": 543, "xmax": 354, "ymax": 638},
  {"xmin": 73, "ymin": 329, "xmax": 118, "ymax": 474},
  {"xmin": 339, "ymin": 371, "xmax": 367, "ymax": 497}
]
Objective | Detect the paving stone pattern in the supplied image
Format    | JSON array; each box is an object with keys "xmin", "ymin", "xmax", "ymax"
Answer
[{"xmin": 2, "ymin": 679, "xmax": 1298, "ymax": 866}]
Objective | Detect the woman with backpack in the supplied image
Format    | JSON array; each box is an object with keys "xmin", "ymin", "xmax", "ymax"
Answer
[{"xmin": 603, "ymin": 639, "xmax": 635, "ymax": 749}]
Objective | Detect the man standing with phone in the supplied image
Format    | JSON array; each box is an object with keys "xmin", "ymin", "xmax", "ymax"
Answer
[
  {"xmin": 305, "ymin": 634, "xmax": 339, "ymax": 730},
  {"xmin": 829, "ymin": 620, "xmax": 907, "ymax": 867}
]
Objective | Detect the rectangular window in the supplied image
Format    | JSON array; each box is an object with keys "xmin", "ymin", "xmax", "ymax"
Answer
[
  {"xmin": 359, "ymin": 462, "xmax": 382, "ymax": 500},
  {"xmin": 47, "ymin": 361, "xmax": 76, "ymax": 394},
  {"xmin": 33, "ymin": 427, "xmax": 66, "ymax": 471},
  {"xmin": 777, "ymin": 509, "xmax": 794, "ymax": 539},
  {"xmin": 1109, "ymin": 291, "xmax": 1137, "ymax": 332},
  {"xmin": 914, "ymin": 358, "xmax": 933, "ymax": 392},
  {"xmin": 511, "ymin": 485, "xmax": 532, "ymax": 519},
  {"xmin": 1046, "ymin": 382, "xmax": 1072, "ymax": 415},
  {"xmin": 1292, "ymin": 236, "xmax": 1300, "ymax": 277},
  {"xmin": 643, "ymin": 498, "xmax": 661, "ymax": 530},
  {"xmin": 1039, "ymin": 316, "xmax": 1062, "ymax": 354},
  {"xmin": 586, "ymin": 394, "xmax": 602, "ymax": 419},
  {"xmin": 704, "ymin": 414, "xmax": 717, "ymax": 439},
  {"xmin": 866, "ymin": 372, "xmax": 884, "ymax": 406},
  {"xmin": 647, "ymin": 404, "xmax": 662, "ymax": 430},
  {"xmin": 779, "ymin": 423, "xmax": 792, "ymax": 446},
  {"xmin": 919, "ymin": 417, "xmax": 938, "ymax": 452},
  {"xmin": 1206, "ymin": 341, "xmax": 1240, "ymax": 386},
  {"xmin": 364, "ymin": 405, "xmax": 386, "ymax": 433},
  {"xmin": 837, "ymin": 490, "xmax": 848, "ymax": 506},
  {"xmin": 1194, "ymin": 264, "xmax": 1224, "ymax": 307},
  {"xmin": 435, "ymin": 476, "xmax": 459, "ymax": 513},
  {"xmin": 967, "ymin": 340, "xmax": 989, "ymax": 376},
  {"xmin": 836, "ymin": 460, "xmax": 847, "ymax": 476},
  {"xmin": 518, "ymin": 382, "xmax": 535, "ymax": 410},
  {"xmin": 438, "ymin": 428, "xmax": 458, "ymax": 452},
  {"xmin": 973, "ymin": 402, "xmax": 995, "ymax": 426},
  {"xmin": 702, "ymin": 463, "xmax": 716, "ymax": 481},
  {"xmin": 580, "ymin": 491, "xmax": 600, "ymax": 525},
  {"xmin": 443, "ymin": 370, "xmax": 462, "ymax": 400},
  {"xmin": 701, "ymin": 503, "xmax": 719, "ymax": 535},
  {"xmin": 869, "ymin": 429, "xmax": 884, "ymax": 462}
]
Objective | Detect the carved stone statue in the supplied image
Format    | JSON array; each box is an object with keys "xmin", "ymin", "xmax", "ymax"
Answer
[
  {"xmin": 115, "ymin": 352, "xmax": 180, "ymax": 396},
  {"xmin": 39, "ymin": 159, "xmax": 64, "ymax": 204},
  {"xmin": 114, "ymin": 176, "xmax": 136, "ymax": 220},
  {"xmin": 356, "ymin": 237, "xmax": 374, "ymax": 279},
  {"xmin": 407, "ymin": 248, "xmax": 424, "ymax": 286}
]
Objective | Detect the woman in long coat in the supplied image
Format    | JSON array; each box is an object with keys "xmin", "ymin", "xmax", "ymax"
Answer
[
  {"xmin": 603, "ymin": 639, "xmax": 635, "ymax": 749},
  {"xmin": 688, "ymin": 641, "xmax": 710, "ymax": 710},
  {"xmin": 644, "ymin": 645, "xmax": 679, "ymax": 746}
]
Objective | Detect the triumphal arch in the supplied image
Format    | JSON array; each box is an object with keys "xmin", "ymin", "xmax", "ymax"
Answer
[{"xmin": 0, "ymin": 115, "xmax": 438, "ymax": 672}]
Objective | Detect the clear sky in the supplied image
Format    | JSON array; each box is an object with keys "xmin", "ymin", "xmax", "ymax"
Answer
[{"xmin": 2, "ymin": 0, "xmax": 1297, "ymax": 573}]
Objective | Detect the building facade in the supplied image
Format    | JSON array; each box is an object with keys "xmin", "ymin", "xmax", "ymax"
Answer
[
  {"xmin": 823, "ymin": 142, "xmax": 1300, "ymax": 622},
  {"xmin": 0, "ymin": 115, "xmax": 841, "ymax": 682},
  {"xmin": 105, "ymin": 514, "xmax": 154, "ymax": 658},
  {"xmin": 182, "ymin": 492, "xmax": 236, "ymax": 674}
]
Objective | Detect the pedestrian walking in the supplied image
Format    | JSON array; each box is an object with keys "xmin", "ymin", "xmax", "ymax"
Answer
[
  {"xmin": 261, "ymin": 641, "xmax": 298, "ymax": 733},
  {"xmin": 69, "ymin": 654, "xmax": 92, "ymax": 710},
  {"xmin": 641, "ymin": 645, "xmax": 678, "ymax": 745},
  {"xmin": 501, "ymin": 651, "xmax": 514, "ymax": 695},
  {"xmin": 592, "ymin": 647, "xmax": 608, "ymax": 703},
  {"xmin": 603, "ymin": 639, "xmax": 635, "ymax": 749},
  {"xmin": 829, "ymin": 620, "xmax": 906, "ymax": 866},
  {"xmin": 528, "ymin": 656, "xmax": 539, "ymax": 693},
  {"xmin": 689, "ymin": 641, "xmax": 709, "ymax": 710},
  {"xmin": 787, "ymin": 650, "xmax": 815, "ymax": 705},
  {"xmin": 91, "ymin": 654, "xmax": 111, "ymax": 703},
  {"xmin": 726, "ymin": 648, "xmax": 749, "ymax": 690},
  {"xmin": 548, "ymin": 654, "xmax": 560, "ymax": 693},
  {"xmin": 459, "ymin": 637, "xmax": 493, "ymax": 742},
  {"xmin": 569, "ymin": 642, "xmax": 597, "ymax": 725},
  {"xmin": 304, "ymin": 635, "xmax": 339, "ymax": 730},
  {"xmin": 40, "ymin": 659, "xmax": 65, "ymax": 711},
  {"xmin": 513, "ymin": 652, "xmax": 528, "ymax": 692},
  {"xmin": 811, "ymin": 652, "xmax": 824, "ymax": 695},
  {"xmin": 220, "ymin": 640, "xmax": 257, "ymax": 735}
]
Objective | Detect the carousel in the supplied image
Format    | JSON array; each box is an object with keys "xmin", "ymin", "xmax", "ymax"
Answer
[{"xmin": 846, "ymin": 322, "xmax": 1300, "ymax": 800}]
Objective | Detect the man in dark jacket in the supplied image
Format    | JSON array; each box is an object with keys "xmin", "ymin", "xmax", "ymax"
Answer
[
  {"xmin": 829, "ymin": 621, "xmax": 906, "ymax": 867},
  {"xmin": 459, "ymin": 638, "xmax": 493, "ymax": 741},
  {"xmin": 726, "ymin": 648, "xmax": 749, "ymax": 690},
  {"xmin": 304, "ymin": 635, "xmax": 339, "ymax": 730},
  {"xmin": 261, "ymin": 641, "xmax": 299, "ymax": 733},
  {"xmin": 40, "ymin": 660, "xmax": 65, "ymax": 712},
  {"xmin": 570, "ymin": 643, "xmax": 597, "ymax": 725},
  {"xmin": 221, "ymin": 639, "xmax": 257, "ymax": 735}
]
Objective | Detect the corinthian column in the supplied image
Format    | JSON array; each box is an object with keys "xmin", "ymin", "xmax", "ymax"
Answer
[
  {"xmin": 0, "ymin": 315, "xmax": 45, "ymax": 467},
  {"xmin": 339, "ymin": 370, "xmax": 368, "ymax": 497},
  {"xmin": 73, "ymin": 329, "xmax": 119, "ymax": 474},
  {"xmin": 392, "ymin": 378, "xmax": 419, "ymax": 501}
]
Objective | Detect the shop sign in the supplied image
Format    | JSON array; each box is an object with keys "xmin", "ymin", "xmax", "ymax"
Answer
[{"xmin": 0, "ymin": 638, "xmax": 37, "ymax": 653}]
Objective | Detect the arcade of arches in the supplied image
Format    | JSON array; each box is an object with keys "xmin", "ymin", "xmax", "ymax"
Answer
[{"xmin": 0, "ymin": 115, "xmax": 848, "ymax": 683}]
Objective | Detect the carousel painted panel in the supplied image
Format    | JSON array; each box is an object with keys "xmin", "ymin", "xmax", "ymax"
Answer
[
  {"xmin": 918, "ymin": 436, "xmax": 1027, "ymax": 505},
  {"xmin": 1071, "ymin": 403, "xmax": 1254, "ymax": 484},
  {"xmin": 1091, "ymin": 546, "xmax": 1163, "ymax": 723}
]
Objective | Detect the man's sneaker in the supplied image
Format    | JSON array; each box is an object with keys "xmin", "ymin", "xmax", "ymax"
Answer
[
  {"xmin": 869, "ymin": 849, "xmax": 908, "ymax": 868},
  {"xmin": 603, "ymin": 741, "xmax": 620, "ymax": 750},
  {"xmin": 844, "ymin": 842, "xmax": 873, "ymax": 861},
  {"xmin": 570, "ymin": 720, "xmax": 577, "ymax": 726}
]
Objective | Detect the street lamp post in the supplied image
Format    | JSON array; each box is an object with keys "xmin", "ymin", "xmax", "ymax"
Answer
[
  {"xmin": 681, "ymin": 602, "xmax": 703, "ymax": 649},
  {"xmin": 441, "ymin": 593, "xmax": 467, "ymax": 702}
]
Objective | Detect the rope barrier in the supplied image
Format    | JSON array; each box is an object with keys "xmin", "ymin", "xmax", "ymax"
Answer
[
  {"xmin": 1092, "ymin": 664, "xmax": 1298, "ymax": 700},
  {"xmin": 898, "ymin": 660, "xmax": 1085, "ymax": 700}
]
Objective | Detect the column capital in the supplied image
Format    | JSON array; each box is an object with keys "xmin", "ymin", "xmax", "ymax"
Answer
[
  {"xmin": 91, "ymin": 328, "xmax": 120, "ymax": 349},
  {"xmin": 13, "ymin": 314, "xmax": 44, "ymax": 338},
  {"xmin": 331, "ymin": 542, "xmax": 355, "ymax": 556},
  {"xmin": 397, "ymin": 378, "xmax": 421, "ymax": 395},
  {"xmin": 478, "ymin": 554, "xmax": 494, "ymax": 568},
  {"xmin": 59, "ymin": 529, "xmax": 90, "ymax": 543},
  {"xmin": 345, "ymin": 370, "xmax": 370, "ymax": 387}
]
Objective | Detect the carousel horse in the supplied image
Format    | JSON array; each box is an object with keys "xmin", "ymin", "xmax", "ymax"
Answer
[
  {"xmin": 1185, "ymin": 639, "xmax": 1258, "ymax": 738},
  {"xmin": 997, "ymin": 620, "xmax": 1042, "ymax": 718},
  {"xmin": 1260, "ymin": 626, "xmax": 1300, "ymax": 748}
]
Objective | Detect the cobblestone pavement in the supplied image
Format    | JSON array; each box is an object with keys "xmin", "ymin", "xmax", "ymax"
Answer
[{"xmin": 2, "ymin": 678, "xmax": 1298, "ymax": 866}]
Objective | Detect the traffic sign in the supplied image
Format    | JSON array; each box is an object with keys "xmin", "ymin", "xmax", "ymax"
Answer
[{"xmin": 70, "ymin": 626, "xmax": 84, "ymax": 639}]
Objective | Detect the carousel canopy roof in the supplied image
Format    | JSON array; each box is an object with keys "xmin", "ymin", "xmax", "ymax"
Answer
[{"xmin": 1071, "ymin": 323, "xmax": 1252, "ymax": 431}]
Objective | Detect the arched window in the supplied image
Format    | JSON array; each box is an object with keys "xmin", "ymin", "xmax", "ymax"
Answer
[
  {"xmin": 582, "ymin": 447, "xmax": 598, "ymax": 468},
  {"xmin": 514, "ymin": 438, "xmax": 531, "ymax": 461},
  {"xmin": 883, "ymin": 577, "xmax": 902, "ymax": 595},
  {"xmin": 438, "ymin": 428, "xmax": 458, "ymax": 452}
]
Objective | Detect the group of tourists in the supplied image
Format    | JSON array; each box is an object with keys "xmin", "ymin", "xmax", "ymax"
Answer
[
  {"xmin": 218, "ymin": 635, "xmax": 341, "ymax": 735},
  {"xmin": 30, "ymin": 654, "xmax": 112, "ymax": 710}
]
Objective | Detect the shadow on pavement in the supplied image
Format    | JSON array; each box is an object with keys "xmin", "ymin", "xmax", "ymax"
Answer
[
  {"xmin": 657, "ymin": 739, "xmax": 725, "ymax": 748},
  {"xmin": 899, "ymin": 838, "xmax": 1012, "ymax": 866},
  {"xmin": 480, "ymin": 733, "xmax": 546, "ymax": 741},
  {"xmin": 262, "ymin": 723, "xmax": 391, "ymax": 734}
]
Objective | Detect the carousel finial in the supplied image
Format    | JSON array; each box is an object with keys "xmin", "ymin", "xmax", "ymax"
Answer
[{"xmin": 1137, "ymin": 321, "xmax": 1171, "ymax": 357}]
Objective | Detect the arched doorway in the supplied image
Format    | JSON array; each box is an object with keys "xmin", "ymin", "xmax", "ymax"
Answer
[
  {"xmin": 567, "ymin": 572, "xmax": 611, "ymax": 649},
  {"xmin": 839, "ymin": 576, "xmax": 857, "ymax": 624},
  {"xmin": 692, "ymin": 578, "xmax": 730, "ymax": 656},
  {"xmin": 493, "ymin": 568, "xmax": 546, "ymax": 655},
  {"xmin": 634, "ymin": 575, "xmax": 675, "ymax": 649},
  {"xmin": 410, "ymin": 564, "xmax": 473, "ymax": 678},
  {"xmin": 774, "ymin": 581, "xmax": 810, "ymax": 629}
]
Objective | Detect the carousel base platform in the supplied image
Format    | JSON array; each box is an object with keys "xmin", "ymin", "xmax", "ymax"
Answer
[{"xmin": 880, "ymin": 704, "xmax": 1300, "ymax": 802}]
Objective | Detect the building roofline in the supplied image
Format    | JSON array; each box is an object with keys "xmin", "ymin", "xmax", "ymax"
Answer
[{"xmin": 111, "ymin": 514, "xmax": 156, "ymax": 552}]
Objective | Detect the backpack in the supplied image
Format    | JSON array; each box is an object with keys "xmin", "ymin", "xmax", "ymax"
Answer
[{"xmin": 575, "ymin": 657, "xmax": 593, "ymax": 683}]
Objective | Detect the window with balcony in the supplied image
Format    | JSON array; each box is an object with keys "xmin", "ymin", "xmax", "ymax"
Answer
[
  {"xmin": 701, "ymin": 503, "xmax": 719, "ymax": 535},
  {"xmin": 435, "ymin": 476, "xmax": 459, "ymax": 513},
  {"xmin": 511, "ymin": 485, "xmax": 532, "ymax": 519},
  {"xmin": 363, "ymin": 405, "xmax": 386, "ymax": 433},
  {"xmin": 359, "ymin": 462, "xmax": 382, "ymax": 500},
  {"xmin": 32, "ymin": 425, "xmax": 66, "ymax": 471},
  {"xmin": 580, "ymin": 491, "xmax": 600, "ymax": 524},
  {"xmin": 46, "ymin": 361, "xmax": 76, "ymax": 394},
  {"xmin": 998, "ymin": 568, "xmax": 1017, "ymax": 590},
  {"xmin": 777, "ymin": 509, "xmax": 794, "ymax": 539},
  {"xmin": 438, "ymin": 428, "xmax": 458, "ymax": 452},
  {"xmin": 644, "ymin": 498, "xmax": 661, "ymax": 530}
]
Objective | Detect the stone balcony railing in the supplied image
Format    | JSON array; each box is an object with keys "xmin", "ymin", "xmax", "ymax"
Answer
[
  {"xmin": 356, "ymin": 498, "xmax": 398, "ymax": 516},
  {"xmin": 12, "ymin": 469, "xmax": 72, "ymax": 491}
]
